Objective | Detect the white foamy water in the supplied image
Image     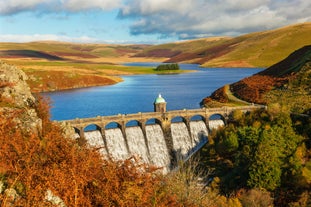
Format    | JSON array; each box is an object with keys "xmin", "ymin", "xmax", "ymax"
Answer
[
  {"xmin": 209, "ymin": 120, "xmax": 225, "ymax": 131},
  {"xmin": 78, "ymin": 120, "xmax": 223, "ymax": 174},
  {"xmin": 105, "ymin": 128, "xmax": 129, "ymax": 161},
  {"xmin": 125, "ymin": 126, "xmax": 150, "ymax": 163},
  {"xmin": 84, "ymin": 130, "xmax": 108, "ymax": 156},
  {"xmin": 145, "ymin": 124, "xmax": 170, "ymax": 173},
  {"xmin": 171, "ymin": 122, "xmax": 192, "ymax": 160},
  {"xmin": 190, "ymin": 120, "xmax": 208, "ymax": 148}
]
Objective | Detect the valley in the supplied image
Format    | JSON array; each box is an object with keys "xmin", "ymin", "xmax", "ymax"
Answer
[{"xmin": 1, "ymin": 23, "xmax": 311, "ymax": 92}]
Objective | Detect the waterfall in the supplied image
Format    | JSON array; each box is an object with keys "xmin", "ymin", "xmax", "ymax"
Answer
[
  {"xmin": 105, "ymin": 128, "xmax": 129, "ymax": 161},
  {"xmin": 125, "ymin": 126, "xmax": 150, "ymax": 163},
  {"xmin": 76, "ymin": 119, "xmax": 224, "ymax": 174},
  {"xmin": 171, "ymin": 122, "xmax": 192, "ymax": 160},
  {"xmin": 209, "ymin": 120, "xmax": 225, "ymax": 131},
  {"xmin": 190, "ymin": 120, "xmax": 208, "ymax": 149},
  {"xmin": 145, "ymin": 124, "xmax": 170, "ymax": 173},
  {"xmin": 84, "ymin": 131, "xmax": 108, "ymax": 156}
]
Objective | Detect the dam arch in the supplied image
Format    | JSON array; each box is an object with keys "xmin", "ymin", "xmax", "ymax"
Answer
[
  {"xmin": 84, "ymin": 123, "xmax": 102, "ymax": 132},
  {"xmin": 125, "ymin": 120, "xmax": 140, "ymax": 127},
  {"xmin": 171, "ymin": 116, "xmax": 187, "ymax": 123},
  {"xmin": 105, "ymin": 121, "xmax": 122, "ymax": 129},
  {"xmin": 209, "ymin": 113, "xmax": 226, "ymax": 121},
  {"xmin": 63, "ymin": 102, "xmax": 265, "ymax": 173},
  {"xmin": 190, "ymin": 114, "xmax": 206, "ymax": 122},
  {"xmin": 146, "ymin": 118, "xmax": 162, "ymax": 125}
]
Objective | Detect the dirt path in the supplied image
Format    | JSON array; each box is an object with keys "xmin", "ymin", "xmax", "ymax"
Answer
[{"xmin": 224, "ymin": 85, "xmax": 250, "ymax": 105}]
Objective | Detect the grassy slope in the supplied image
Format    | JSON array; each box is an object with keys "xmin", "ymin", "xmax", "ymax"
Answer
[
  {"xmin": 134, "ymin": 37, "xmax": 231, "ymax": 58},
  {"xmin": 1, "ymin": 22, "xmax": 311, "ymax": 92},
  {"xmin": 203, "ymin": 45, "xmax": 311, "ymax": 113},
  {"xmin": 0, "ymin": 42, "xmax": 171, "ymax": 92},
  {"xmin": 0, "ymin": 41, "xmax": 146, "ymax": 58},
  {"xmin": 137, "ymin": 22, "xmax": 311, "ymax": 68},
  {"xmin": 211, "ymin": 23, "xmax": 311, "ymax": 68}
]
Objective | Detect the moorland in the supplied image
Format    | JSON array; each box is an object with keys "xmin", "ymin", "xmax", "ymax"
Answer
[
  {"xmin": 0, "ymin": 22, "xmax": 311, "ymax": 206},
  {"xmin": 1, "ymin": 22, "xmax": 311, "ymax": 92}
]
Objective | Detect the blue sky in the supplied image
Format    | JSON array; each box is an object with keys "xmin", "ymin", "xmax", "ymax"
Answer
[{"xmin": 0, "ymin": 0, "xmax": 310, "ymax": 44}]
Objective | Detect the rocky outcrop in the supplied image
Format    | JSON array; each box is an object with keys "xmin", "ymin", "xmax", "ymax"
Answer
[{"xmin": 0, "ymin": 61, "xmax": 41, "ymax": 132}]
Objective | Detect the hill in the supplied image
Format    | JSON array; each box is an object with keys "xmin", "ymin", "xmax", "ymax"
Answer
[
  {"xmin": 135, "ymin": 22, "xmax": 311, "ymax": 68},
  {"xmin": 0, "ymin": 42, "xmax": 167, "ymax": 92},
  {"xmin": 202, "ymin": 45, "xmax": 311, "ymax": 113},
  {"xmin": 0, "ymin": 62, "xmax": 246, "ymax": 207},
  {"xmin": 1, "ymin": 23, "xmax": 311, "ymax": 92},
  {"xmin": 0, "ymin": 41, "xmax": 149, "ymax": 61}
]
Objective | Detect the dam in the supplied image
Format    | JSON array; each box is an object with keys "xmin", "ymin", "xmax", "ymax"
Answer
[{"xmin": 62, "ymin": 94, "xmax": 265, "ymax": 173}]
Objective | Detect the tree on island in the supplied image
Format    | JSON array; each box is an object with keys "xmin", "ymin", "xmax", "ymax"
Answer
[{"xmin": 155, "ymin": 63, "xmax": 180, "ymax": 71}]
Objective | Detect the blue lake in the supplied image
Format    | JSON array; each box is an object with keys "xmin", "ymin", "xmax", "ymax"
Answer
[{"xmin": 43, "ymin": 63, "xmax": 263, "ymax": 121}]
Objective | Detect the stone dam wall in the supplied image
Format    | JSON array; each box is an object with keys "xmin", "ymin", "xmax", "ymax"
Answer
[{"xmin": 64, "ymin": 105, "xmax": 265, "ymax": 173}]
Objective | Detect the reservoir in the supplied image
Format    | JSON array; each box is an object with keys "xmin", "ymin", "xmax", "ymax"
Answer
[{"xmin": 44, "ymin": 63, "xmax": 263, "ymax": 121}]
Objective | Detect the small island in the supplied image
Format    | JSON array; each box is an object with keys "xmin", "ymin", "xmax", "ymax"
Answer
[{"xmin": 155, "ymin": 63, "xmax": 180, "ymax": 71}]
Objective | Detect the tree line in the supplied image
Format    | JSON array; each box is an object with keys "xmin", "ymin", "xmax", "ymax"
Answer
[
  {"xmin": 155, "ymin": 63, "xmax": 180, "ymax": 71},
  {"xmin": 198, "ymin": 105, "xmax": 311, "ymax": 206}
]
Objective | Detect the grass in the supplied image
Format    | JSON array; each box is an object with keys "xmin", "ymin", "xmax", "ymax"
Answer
[
  {"xmin": 205, "ymin": 23, "xmax": 311, "ymax": 67},
  {"xmin": 135, "ymin": 22, "xmax": 311, "ymax": 68},
  {"xmin": 137, "ymin": 37, "xmax": 230, "ymax": 57},
  {"xmin": 2, "ymin": 55, "xmax": 191, "ymax": 92},
  {"xmin": 2, "ymin": 22, "xmax": 311, "ymax": 92}
]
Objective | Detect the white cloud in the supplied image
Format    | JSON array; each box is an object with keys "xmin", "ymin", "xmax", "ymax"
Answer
[
  {"xmin": 0, "ymin": 34, "xmax": 98, "ymax": 43},
  {"xmin": 1, "ymin": 0, "xmax": 311, "ymax": 41},
  {"xmin": 0, "ymin": 0, "xmax": 121, "ymax": 15},
  {"xmin": 0, "ymin": 34, "xmax": 155, "ymax": 44},
  {"xmin": 62, "ymin": 0, "xmax": 122, "ymax": 11},
  {"xmin": 119, "ymin": 0, "xmax": 311, "ymax": 39},
  {"xmin": 0, "ymin": 0, "xmax": 52, "ymax": 15}
]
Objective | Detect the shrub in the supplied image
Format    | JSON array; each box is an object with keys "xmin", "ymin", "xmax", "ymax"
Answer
[
  {"xmin": 0, "ymin": 97, "xmax": 182, "ymax": 206},
  {"xmin": 240, "ymin": 189, "xmax": 273, "ymax": 207}
]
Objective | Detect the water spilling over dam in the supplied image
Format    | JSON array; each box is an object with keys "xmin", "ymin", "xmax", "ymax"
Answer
[
  {"xmin": 63, "ymin": 95, "xmax": 265, "ymax": 173},
  {"xmin": 82, "ymin": 120, "xmax": 223, "ymax": 173}
]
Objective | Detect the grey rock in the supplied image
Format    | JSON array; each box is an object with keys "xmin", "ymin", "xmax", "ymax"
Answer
[
  {"xmin": 0, "ymin": 61, "xmax": 42, "ymax": 132},
  {"xmin": 45, "ymin": 189, "xmax": 67, "ymax": 207}
]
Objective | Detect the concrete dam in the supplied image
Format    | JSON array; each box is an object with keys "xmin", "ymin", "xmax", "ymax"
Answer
[{"xmin": 63, "ymin": 95, "xmax": 265, "ymax": 173}]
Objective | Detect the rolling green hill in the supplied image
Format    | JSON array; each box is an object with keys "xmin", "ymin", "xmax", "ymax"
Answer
[
  {"xmin": 136, "ymin": 22, "xmax": 311, "ymax": 68},
  {"xmin": 202, "ymin": 45, "xmax": 311, "ymax": 113},
  {"xmin": 0, "ymin": 41, "xmax": 148, "ymax": 60},
  {"xmin": 1, "ymin": 22, "xmax": 311, "ymax": 68},
  {"xmin": 1, "ymin": 23, "xmax": 311, "ymax": 93}
]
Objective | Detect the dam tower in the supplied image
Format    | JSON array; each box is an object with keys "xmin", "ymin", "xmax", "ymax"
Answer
[{"xmin": 154, "ymin": 94, "xmax": 167, "ymax": 113}]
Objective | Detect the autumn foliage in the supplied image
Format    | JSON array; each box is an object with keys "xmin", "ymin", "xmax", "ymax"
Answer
[
  {"xmin": 0, "ymin": 97, "xmax": 184, "ymax": 206},
  {"xmin": 26, "ymin": 70, "xmax": 117, "ymax": 92},
  {"xmin": 230, "ymin": 74, "xmax": 287, "ymax": 104}
]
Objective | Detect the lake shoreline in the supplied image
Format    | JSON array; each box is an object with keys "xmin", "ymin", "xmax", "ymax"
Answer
[
  {"xmin": 36, "ymin": 63, "xmax": 198, "ymax": 93},
  {"xmin": 43, "ymin": 65, "xmax": 263, "ymax": 120}
]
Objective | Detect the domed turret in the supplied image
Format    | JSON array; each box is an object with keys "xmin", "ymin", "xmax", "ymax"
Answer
[
  {"xmin": 154, "ymin": 94, "xmax": 167, "ymax": 112},
  {"xmin": 154, "ymin": 94, "xmax": 166, "ymax": 103}
]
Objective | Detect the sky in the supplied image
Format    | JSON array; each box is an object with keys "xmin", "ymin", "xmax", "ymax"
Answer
[{"xmin": 0, "ymin": 0, "xmax": 311, "ymax": 44}]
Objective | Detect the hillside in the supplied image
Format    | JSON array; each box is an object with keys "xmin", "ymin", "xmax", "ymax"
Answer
[
  {"xmin": 0, "ymin": 41, "xmax": 149, "ymax": 62},
  {"xmin": 1, "ymin": 63, "xmax": 310, "ymax": 206},
  {"xmin": 1, "ymin": 23, "xmax": 311, "ymax": 92},
  {"xmin": 0, "ymin": 62, "xmax": 249, "ymax": 206},
  {"xmin": 0, "ymin": 42, "xmax": 167, "ymax": 92},
  {"xmin": 136, "ymin": 22, "xmax": 311, "ymax": 68},
  {"xmin": 202, "ymin": 45, "xmax": 311, "ymax": 113}
]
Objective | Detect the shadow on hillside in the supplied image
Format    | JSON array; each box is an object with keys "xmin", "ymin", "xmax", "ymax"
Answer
[{"xmin": 0, "ymin": 50, "xmax": 64, "ymax": 60}]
